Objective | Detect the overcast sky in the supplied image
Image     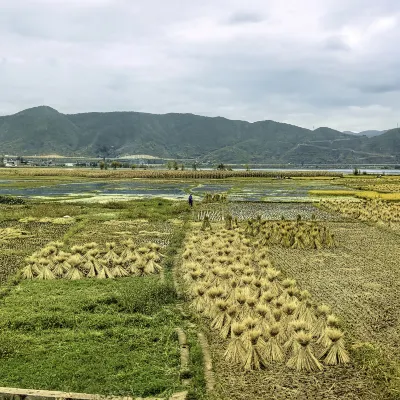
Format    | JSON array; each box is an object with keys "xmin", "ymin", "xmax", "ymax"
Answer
[{"xmin": 1, "ymin": 0, "xmax": 399, "ymax": 131}]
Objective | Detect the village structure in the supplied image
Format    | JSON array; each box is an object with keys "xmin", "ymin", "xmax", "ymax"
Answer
[{"xmin": 0, "ymin": 154, "xmax": 165, "ymax": 168}]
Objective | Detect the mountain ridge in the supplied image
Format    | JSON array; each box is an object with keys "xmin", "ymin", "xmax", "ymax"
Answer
[
  {"xmin": 343, "ymin": 130, "xmax": 386, "ymax": 138},
  {"xmin": 0, "ymin": 106, "xmax": 399, "ymax": 164}
]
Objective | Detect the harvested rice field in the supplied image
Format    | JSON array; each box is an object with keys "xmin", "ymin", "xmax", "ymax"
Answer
[
  {"xmin": 1, "ymin": 173, "xmax": 400, "ymax": 399},
  {"xmin": 178, "ymin": 217, "xmax": 400, "ymax": 400},
  {"xmin": 270, "ymin": 221, "xmax": 400, "ymax": 363},
  {"xmin": 194, "ymin": 202, "xmax": 341, "ymax": 222}
]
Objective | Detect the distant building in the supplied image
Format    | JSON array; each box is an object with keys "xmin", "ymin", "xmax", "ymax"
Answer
[
  {"xmin": 3, "ymin": 155, "xmax": 21, "ymax": 167},
  {"xmin": 118, "ymin": 155, "xmax": 165, "ymax": 165}
]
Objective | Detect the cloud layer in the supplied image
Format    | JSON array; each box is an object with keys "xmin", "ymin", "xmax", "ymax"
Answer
[{"xmin": 1, "ymin": 0, "xmax": 399, "ymax": 131}]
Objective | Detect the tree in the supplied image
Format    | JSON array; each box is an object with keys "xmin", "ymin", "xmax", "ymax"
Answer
[
  {"xmin": 244, "ymin": 164, "xmax": 250, "ymax": 171},
  {"xmin": 111, "ymin": 161, "xmax": 121, "ymax": 170},
  {"xmin": 131, "ymin": 164, "xmax": 137, "ymax": 169},
  {"xmin": 173, "ymin": 160, "xmax": 179, "ymax": 170},
  {"xmin": 99, "ymin": 161, "xmax": 105, "ymax": 170},
  {"xmin": 192, "ymin": 162, "xmax": 198, "ymax": 171},
  {"xmin": 180, "ymin": 164, "xmax": 185, "ymax": 171},
  {"xmin": 217, "ymin": 163, "xmax": 226, "ymax": 171},
  {"xmin": 166, "ymin": 161, "xmax": 173, "ymax": 170}
]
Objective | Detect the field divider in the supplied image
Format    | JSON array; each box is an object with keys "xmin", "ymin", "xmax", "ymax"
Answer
[
  {"xmin": 0, "ymin": 387, "xmax": 164, "ymax": 400},
  {"xmin": 175, "ymin": 328, "xmax": 191, "ymax": 387},
  {"xmin": 197, "ymin": 332, "xmax": 215, "ymax": 393}
]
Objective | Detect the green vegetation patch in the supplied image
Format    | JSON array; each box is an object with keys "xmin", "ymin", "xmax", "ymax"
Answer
[
  {"xmin": 0, "ymin": 278, "xmax": 183, "ymax": 397},
  {"xmin": 0, "ymin": 195, "xmax": 25, "ymax": 205}
]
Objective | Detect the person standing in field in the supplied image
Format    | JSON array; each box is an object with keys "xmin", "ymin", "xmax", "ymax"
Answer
[{"xmin": 188, "ymin": 194, "xmax": 193, "ymax": 207}]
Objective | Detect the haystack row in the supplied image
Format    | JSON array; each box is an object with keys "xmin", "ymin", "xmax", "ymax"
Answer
[
  {"xmin": 21, "ymin": 240, "xmax": 163, "ymax": 280},
  {"xmin": 181, "ymin": 224, "xmax": 348, "ymax": 372}
]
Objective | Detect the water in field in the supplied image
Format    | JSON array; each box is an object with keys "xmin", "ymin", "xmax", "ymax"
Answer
[
  {"xmin": 0, "ymin": 178, "xmax": 348, "ymax": 202},
  {"xmin": 0, "ymin": 181, "xmax": 187, "ymax": 199}
]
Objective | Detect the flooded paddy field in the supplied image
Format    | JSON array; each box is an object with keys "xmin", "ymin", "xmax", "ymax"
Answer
[{"xmin": 0, "ymin": 176, "xmax": 349, "ymax": 203}]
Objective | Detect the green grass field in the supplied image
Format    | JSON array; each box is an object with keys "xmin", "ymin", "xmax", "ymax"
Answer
[
  {"xmin": 0, "ymin": 198, "xmax": 204, "ymax": 399},
  {"xmin": 0, "ymin": 278, "xmax": 180, "ymax": 396}
]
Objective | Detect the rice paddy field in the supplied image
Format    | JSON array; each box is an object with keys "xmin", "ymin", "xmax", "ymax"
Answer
[{"xmin": 0, "ymin": 169, "xmax": 400, "ymax": 399}]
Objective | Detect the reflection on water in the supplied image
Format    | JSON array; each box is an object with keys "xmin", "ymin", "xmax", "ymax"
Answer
[{"xmin": 0, "ymin": 181, "xmax": 187, "ymax": 198}]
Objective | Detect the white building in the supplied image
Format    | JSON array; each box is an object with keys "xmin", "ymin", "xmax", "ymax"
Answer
[{"xmin": 3, "ymin": 155, "xmax": 20, "ymax": 167}]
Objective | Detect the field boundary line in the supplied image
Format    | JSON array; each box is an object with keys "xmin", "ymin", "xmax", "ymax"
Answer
[
  {"xmin": 175, "ymin": 327, "xmax": 191, "ymax": 387},
  {"xmin": 197, "ymin": 332, "xmax": 215, "ymax": 393},
  {"xmin": 0, "ymin": 387, "xmax": 164, "ymax": 400}
]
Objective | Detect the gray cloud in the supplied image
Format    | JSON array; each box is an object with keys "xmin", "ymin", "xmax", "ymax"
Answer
[
  {"xmin": 227, "ymin": 11, "xmax": 265, "ymax": 24},
  {"xmin": 357, "ymin": 82, "xmax": 400, "ymax": 94},
  {"xmin": 321, "ymin": 36, "xmax": 350, "ymax": 51},
  {"xmin": 0, "ymin": 0, "xmax": 400, "ymax": 132}
]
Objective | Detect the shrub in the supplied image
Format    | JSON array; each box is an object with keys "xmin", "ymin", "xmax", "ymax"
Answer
[
  {"xmin": 0, "ymin": 196, "xmax": 25, "ymax": 205},
  {"xmin": 102, "ymin": 201, "xmax": 128, "ymax": 209}
]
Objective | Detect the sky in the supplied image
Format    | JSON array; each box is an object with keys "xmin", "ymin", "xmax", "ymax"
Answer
[{"xmin": 1, "ymin": 0, "xmax": 399, "ymax": 132}]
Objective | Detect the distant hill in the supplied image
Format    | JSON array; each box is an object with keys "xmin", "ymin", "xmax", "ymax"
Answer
[
  {"xmin": 0, "ymin": 106, "xmax": 399, "ymax": 164},
  {"xmin": 343, "ymin": 130, "xmax": 386, "ymax": 137}
]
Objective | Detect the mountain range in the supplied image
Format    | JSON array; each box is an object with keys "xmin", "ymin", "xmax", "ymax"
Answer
[
  {"xmin": 0, "ymin": 106, "xmax": 399, "ymax": 164},
  {"xmin": 342, "ymin": 130, "xmax": 386, "ymax": 137}
]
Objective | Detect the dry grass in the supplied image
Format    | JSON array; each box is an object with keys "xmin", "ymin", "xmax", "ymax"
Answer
[
  {"xmin": 340, "ymin": 176, "xmax": 400, "ymax": 193},
  {"xmin": 311, "ymin": 189, "xmax": 400, "ymax": 201},
  {"xmin": 320, "ymin": 199, "xmax": 400, "ymax": 235},
  {"xmin": 0, "ymin": 227, "xmax": 31, "ymax": 242},
  {"xmin": 309, "ymin": 190, "xmax": 358, "ymax": 197},
  {"xmin": 19, "ymin": 216, "xmax": 76, "ymax": 224},
  {"xmin": 0, "ymin": 167, "xmax": 343, "ymax": 179}
]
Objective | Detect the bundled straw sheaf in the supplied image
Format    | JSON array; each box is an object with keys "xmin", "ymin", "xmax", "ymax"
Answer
[
  {"xmin": 0, "ymin": 227, "xmax": 31, "ymax": 243},
  {"xmin": 182, "ymin": 226, "xmax": 349, "ymax": 372},
  {"xmin": 258, "ymin": 220, "xmax": 337, "ymax": 249},
  {"xmin": 321, "ymin": 198, "xmax": 400, "ymax": 226},
  {"xmin": 21, "ymin": 240, "xmax": 164, "ymax": 280}
]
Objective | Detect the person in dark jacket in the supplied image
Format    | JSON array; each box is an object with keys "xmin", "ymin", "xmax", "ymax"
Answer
[{"xmin": 188, "ymin": 194, "xmax": 193, "ymax": 207}]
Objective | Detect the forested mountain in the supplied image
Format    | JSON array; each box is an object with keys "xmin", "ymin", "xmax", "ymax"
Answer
[
  {"xmin": 0, "ymin": 106, "xmax": 399, "ymax": 164},
  {"xmin": 343, "ymin": 130, "xmax": 386, "ymax": 137}
]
